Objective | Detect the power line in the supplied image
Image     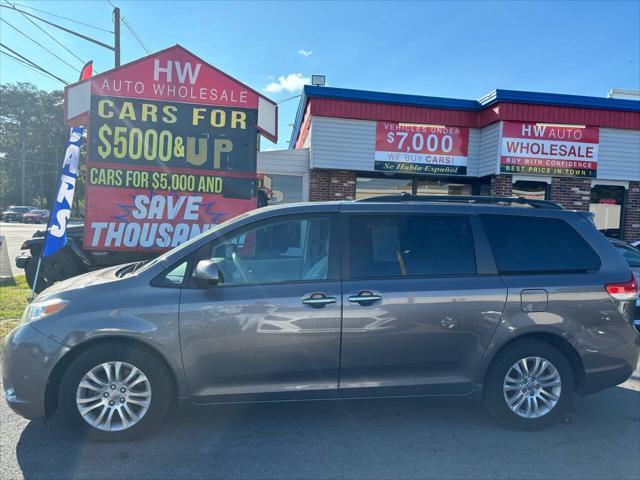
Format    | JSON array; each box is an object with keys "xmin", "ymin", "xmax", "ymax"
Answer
[
  {"xmin": 0, "ymin": 43, "xmax": 69, "ymax": 84},
  {"xmin": 276, "ymin": 94, "xmax": 302, "ymax": 104},
  {"xmin": 106, "ymin": 0, "xmax": 151, "ymax": 54},
  {"xmin": 7, "ymin": 2, "xmax": 113, "ymax": 33},
  {"xmin": 121, "ymin": 16, "xmax": 150, "ymax": 54},
  {"xmin": 0, "ymin": 4, "xmax": 114, "ymax": 51},
  {"xmin": 0, "ymin": 50, "xmax": 66, "ymax": 84},
  {"xmin": 3, "ymin": 0, "xmax": 87, "ymax": 67},
  {"xmin": 0, "ymin": 18, "xmax": 80, "ymax": 73}
]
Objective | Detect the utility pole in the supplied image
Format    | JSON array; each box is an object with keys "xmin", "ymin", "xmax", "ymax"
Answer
[
  {"xmin": 113, "ymin": 7, "xmax": 121, "ymax": 67},
  {"xmin": 21, "ymin": 126, "xmax": 26, "ymax": 205}
]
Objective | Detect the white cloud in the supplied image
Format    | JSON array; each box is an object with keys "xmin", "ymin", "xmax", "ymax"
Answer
[
  {"xmin": 298, "ymin": 49, "xmax": 313, "ymax": 57},
  {"xmin": 263, "ymin": 73, "xmax": 310, "ymax": 93}
]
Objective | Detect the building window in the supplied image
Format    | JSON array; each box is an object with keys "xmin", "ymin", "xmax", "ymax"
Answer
[
  {"xmin": 512, "ymin": 180, "xmax": 549, "ymax": 200},
  {"xmin": 590, "ymin": 185, "xmax": 626, "ymax": 238},
  {"xmin": 260, "ymin": 173, "xmax": 304, "ymax": 204},
  {"xmin": 355, "ymin": 177, "xmax": 412, "ymax": 199},
  {"xmin": 355, "ymin": 174, "xmax": 488, "ymax": 199},
  {"xmin": 415, "ymin": 180, "xmax": 473, "ymax": 196}
]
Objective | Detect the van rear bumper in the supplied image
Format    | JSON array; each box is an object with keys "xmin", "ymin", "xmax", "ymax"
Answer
[{"xmin": 576, "ymin": 322, "xmax": 639, "ymax": 395}]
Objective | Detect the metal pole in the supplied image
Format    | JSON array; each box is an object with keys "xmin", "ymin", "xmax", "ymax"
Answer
[
  {"xmin": 21, "ymin": 126, "xmax": 26, "ymax": 205},
  {"xmin": 114, "ymin": 7, "xmax": 120, "ymax": 67},
  {"xmin": 29, "ymin": 255, "xmax": 42, "ymax": 300}
]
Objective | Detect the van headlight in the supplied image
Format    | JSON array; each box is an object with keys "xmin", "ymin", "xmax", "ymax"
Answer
[{"xmin": 23, "ymin": 298, "xmax": 69, "ymax": 323}]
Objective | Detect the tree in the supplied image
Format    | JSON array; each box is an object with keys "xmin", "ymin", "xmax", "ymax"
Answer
[{"xmin": 0, "ymin": 82, "xmax": 80, "ymax": 212}]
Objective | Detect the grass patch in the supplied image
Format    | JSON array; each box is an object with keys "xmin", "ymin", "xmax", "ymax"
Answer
[{"xmin": 0, "ymin": 276, "xmax": 30, "ymax": 339}]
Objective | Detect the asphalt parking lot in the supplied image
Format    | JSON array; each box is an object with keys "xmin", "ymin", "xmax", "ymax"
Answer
[
  {"xmin": 0, "ymin": 223, "xmax": 42, "ymax": 277},
  {"xmin": 1, "ymin": 366, "xmax": 638, "ymax": 480}
]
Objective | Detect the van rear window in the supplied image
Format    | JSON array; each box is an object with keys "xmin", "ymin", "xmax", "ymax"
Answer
[{"xmin": 480, "ymin": 215, "xmax": 600, "ymax": 274}]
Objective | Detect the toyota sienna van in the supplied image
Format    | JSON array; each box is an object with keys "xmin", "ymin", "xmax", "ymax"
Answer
[{"xmin": 3, "ymin": 195, "xmax": 639, "ymax": 440}]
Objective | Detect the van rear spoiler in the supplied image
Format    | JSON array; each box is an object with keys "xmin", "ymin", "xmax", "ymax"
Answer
[{"xmin": 577, "ymin": 211, "xmax": 596, "ymax": 224}]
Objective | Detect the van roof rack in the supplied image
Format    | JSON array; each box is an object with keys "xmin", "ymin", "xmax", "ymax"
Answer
[{"xmin": 356, "ymin": 193, "xmax": 563, "ymax": 209}]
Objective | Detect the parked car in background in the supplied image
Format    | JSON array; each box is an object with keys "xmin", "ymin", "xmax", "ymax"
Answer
[
  {"xmin": 608, "ymin": 238, "xmax": 640, "ymax": 332},
  {"xmin": 3, "ymin": 195, "xmax": 638, "ymax": 441},
  {"xmin": 22, "ymin": 209, "xmax": 50, "ymax": 224},
  {"xmin": 16, "ymin": 224, "xmax": 156, "ymax": 293},
  {"xmin": 631, "ymin": 240, "xmax": 640, "ymax": 249},
  {"xmin": 608, "ymin": 238, "xmax": 640, "ymax": 276},
  {"xmin": 1, "ymin": 205, "xmax": 37, "ymax": 222}
]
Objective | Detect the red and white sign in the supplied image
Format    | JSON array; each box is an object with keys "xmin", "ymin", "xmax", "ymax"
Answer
[
  {"xmin": 91, "ymin": 47, "xmax": 258, "ymax": 108},
  {"xmin": 64, "ymin": 45, "xmax": 277, "ymax": 142},
  {"xmin": 500, "ymin": 122, "xmax": 599, "ymax": 177},
  {"xmin": 85, "ymin": 181, "xmax": 256, "ymax": 252},
  {"xmin": 70, "ymin": 46, "xmax": 275, "ymax": 252},
  {"xmin": 374, "ymin": 122, "xmax": 469, "ymax": 175}
]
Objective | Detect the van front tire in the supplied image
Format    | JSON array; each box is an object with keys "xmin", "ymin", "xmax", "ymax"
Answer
[
  {"xmin": 484, "ymin": 340, "xmax": 574, "ymax": 430},
  {"xmin": 58, "ymin": 342, "xmax": 173, "ymax": 441}
]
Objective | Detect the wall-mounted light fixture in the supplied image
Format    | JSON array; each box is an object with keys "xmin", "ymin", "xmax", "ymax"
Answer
[{"xmin": 311, "ymin": 75, "xmax": 326, "ymax": 87}]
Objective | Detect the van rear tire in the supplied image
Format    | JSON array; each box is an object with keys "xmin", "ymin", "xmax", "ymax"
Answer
[{"xmin": 484, "ymin": 340, "xmax": 574, "ymax": 430}]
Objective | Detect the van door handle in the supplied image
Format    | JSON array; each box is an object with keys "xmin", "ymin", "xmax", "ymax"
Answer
[
  {"xmin": 348, "ymin": 291, "xmax": 382, "ymax": 305},
  {"xmin": 302, "ymin": 294, "xmax": 337, "ymax": 308}
]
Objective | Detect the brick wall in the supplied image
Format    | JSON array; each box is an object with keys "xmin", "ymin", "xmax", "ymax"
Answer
[
  {"xmin": 490, "ymin": 174, "xmax": 512, "ymax": 197},
  {"xmin": 623, "ymin": 181, "xmax": 640, "ymax": 242},
  {"xmin": 309, "ymin": 169, "xmax": 356, "ymax": 201},
  {"xmin": 549, "ymin": 177, "xmax": 591, "ymax": 211}
]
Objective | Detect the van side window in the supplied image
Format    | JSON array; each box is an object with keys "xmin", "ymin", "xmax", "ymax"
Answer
[
  {"xmin": 208, "ymin": 216, "xmax": 331, "ymax": 285},
  {"xmin": 480, "ymin": 215, "xmax": 601, "ymax": 274},
  {"xmin": 349, "ymin": 215, "xmax": 476, "ymax": 278}
]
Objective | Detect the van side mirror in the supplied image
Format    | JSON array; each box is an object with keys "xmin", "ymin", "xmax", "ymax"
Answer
[{"xmin": 194, "ymin": 259, "xmax": 220, "ymax": 286}]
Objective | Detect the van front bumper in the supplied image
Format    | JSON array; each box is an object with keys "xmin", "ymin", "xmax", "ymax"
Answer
[{"xmin": 2, "ymin": 323, "xmax": 69, "ymax": 419}]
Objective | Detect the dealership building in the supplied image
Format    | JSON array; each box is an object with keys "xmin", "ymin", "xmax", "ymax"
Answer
[{"xmin": 258, "ymin": 86, "xmax": 640, "ymax": 242}]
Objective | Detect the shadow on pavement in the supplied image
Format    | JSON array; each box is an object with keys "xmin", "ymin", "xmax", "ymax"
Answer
[{"xmin": 15, "ymin": 387, "xmax": 640, "ymax": 480}]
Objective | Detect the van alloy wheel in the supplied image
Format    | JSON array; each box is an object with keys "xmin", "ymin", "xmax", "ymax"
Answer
[
  {"xmin": 503, "ymin": 356, "xmax": 562, "ymax": 419},
  {"xmin": 76, "ymin": 361, "xmax": 152, "ymax": 432}
]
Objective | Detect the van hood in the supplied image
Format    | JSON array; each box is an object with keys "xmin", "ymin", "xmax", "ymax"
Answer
[{"xmin": 37, "ymin": 264, "xmax": 130, "ymax": 299}]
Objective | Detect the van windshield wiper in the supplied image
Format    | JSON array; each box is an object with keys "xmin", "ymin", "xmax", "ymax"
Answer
[{"xmin": 116, "ymin": 261, "xmax": 149, "ymax": 278}]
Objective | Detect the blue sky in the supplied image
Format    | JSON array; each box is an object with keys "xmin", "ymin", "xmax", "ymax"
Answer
[{"xmin": 1, "ymin": 0, "xmax": 639, "ymax": 148}]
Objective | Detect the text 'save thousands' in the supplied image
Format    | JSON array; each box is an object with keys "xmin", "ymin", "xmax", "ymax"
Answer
[{"xmin": 85, "ymin": 96, "xmax": 258, "ymax": 251}]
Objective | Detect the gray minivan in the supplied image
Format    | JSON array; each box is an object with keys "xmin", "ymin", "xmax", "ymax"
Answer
[{"xmin": 3, "ymin": 196, "xmax": 639, "ymax": 441}]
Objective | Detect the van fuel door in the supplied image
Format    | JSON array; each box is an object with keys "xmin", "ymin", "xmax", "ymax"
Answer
[{"xmin": 520, "ymin": 289, "xmax": 549, "ymax": 312}]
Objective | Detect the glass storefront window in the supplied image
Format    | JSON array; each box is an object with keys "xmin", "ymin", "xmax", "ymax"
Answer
[
  {"xmin": 260, "ymin": 174, "xmax": 304, "ymax": 205},
  {"xmin": 356, "ymin": 175, "xmax": 488, "ymax": 199},
  {"xmin": 590, "ymin": 185, "xmax": 625, "ymax": 238},
  {"xmin": 512, "ymin": 180, "xmax": 549, "ymax": 200},
  {"xmin": 355, "ymin": 177, "xmax": 413, "ymax": 199},
  {"xmin": 415, "ymin": 180, "xmax": 472, "ymax": 196}
]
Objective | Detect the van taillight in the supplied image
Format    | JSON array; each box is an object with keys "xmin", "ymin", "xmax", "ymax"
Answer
[{"xmin": 605, "ymin": 277, "xmax": 639, "ymax": 301}]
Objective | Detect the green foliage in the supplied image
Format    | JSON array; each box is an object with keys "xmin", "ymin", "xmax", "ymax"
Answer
[
  {"xmin": 0, "ymin": 82, "xmax": 85, "ymax": 214},
  {"xmin": 0, "ymin": 275, "xmax": 29, "ymax": 324}
]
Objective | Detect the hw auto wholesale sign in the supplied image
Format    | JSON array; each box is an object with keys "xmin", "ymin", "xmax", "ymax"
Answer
[
  {"xmin": 500, "ymin": 122, "xmax": 599, "ymax": 178},
  {"xmin": 65, "ymin": 46, "xmax": 276, "ymax": 251},
  {"xmin": 375, "ymin": 122, "xmax": 469, "ymax": 175}
]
